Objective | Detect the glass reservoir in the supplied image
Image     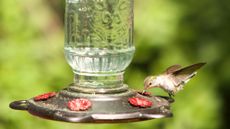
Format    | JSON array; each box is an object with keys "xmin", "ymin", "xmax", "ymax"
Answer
[{"xmin": 64, "ymin": 0, "xmax": 135, "ymax": 88}]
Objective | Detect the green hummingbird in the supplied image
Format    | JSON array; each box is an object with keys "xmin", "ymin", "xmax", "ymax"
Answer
[{"xmin": 143, "ymin": 62, "xmax": 206, "ymax": 98}]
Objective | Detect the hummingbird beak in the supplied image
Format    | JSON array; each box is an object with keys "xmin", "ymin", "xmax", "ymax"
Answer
[
  {"xmin": 142, "ymin": 85, "xmax": 153, "ymax": 94},
  {"xmin": 144, "ymin": 85, "xmax": 151, "ymax": 90},
  {"xmin": 142, "ymin": 84, "xmax": 149, "ymax": 94},
  {"xmin": 142, "ymin": 90, "xmax": 146, "ymax": 94}
]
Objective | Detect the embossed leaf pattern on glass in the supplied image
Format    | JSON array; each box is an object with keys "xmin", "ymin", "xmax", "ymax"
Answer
[{"xmin": 65, "ymin": 0, "xmax": 133, "ymax": 49}]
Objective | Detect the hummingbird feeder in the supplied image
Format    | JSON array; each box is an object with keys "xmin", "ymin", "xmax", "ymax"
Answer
[{"xmin": 10, "ymin": 0, "xmax": 173, "ymax": 123}]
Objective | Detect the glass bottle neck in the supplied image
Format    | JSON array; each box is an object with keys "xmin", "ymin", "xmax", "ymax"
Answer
[{"xmin": 73, "ymin": 71, "xmax": 124, "ymax": 88}]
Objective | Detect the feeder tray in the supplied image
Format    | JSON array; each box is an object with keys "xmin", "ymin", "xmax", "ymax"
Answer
[{"xmin": 10, "ymin": 84, "xmax": 173, "ymax": 123}]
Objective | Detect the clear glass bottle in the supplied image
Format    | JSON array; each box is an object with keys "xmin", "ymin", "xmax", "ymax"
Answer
[{"xmin": 64, "ymin": 0, "xmax": 134, "ymax": 88}]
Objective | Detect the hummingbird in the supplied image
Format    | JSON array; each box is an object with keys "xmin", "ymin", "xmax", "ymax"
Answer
[{"xmin": 143, "ymin": 62, "xmax": 206, "ymax": 98}]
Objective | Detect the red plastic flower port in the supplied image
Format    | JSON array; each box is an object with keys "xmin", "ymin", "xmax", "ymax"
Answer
[
  {"xmin": 128, "ymin": 97, "xmax": 153, "ymax": 108},
  {"xmin": 34, "ymin": 92, "xmax": 56, "ymax": 101},
  {"xmin": 68, "ymin": 98, "xmax": 92, "ymax": 111}
]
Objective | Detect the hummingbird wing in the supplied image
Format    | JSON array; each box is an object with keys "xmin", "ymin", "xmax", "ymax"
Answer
[
  {"xmin": 171, "ymin": 62, "xmax": 206, "ymax": 86},
  {"xmin": 164, "ymin": 64, "xmax": 182, "ymax": 74}
]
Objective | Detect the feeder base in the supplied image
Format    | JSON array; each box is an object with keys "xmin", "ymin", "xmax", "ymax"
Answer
[{"xmin": 10, "ymin": 84, "xmax": 173, "ymax": 123}]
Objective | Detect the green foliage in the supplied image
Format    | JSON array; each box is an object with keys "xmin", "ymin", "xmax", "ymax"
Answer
[{"xmin": 0, "ymin": 0, "xmax": 229, "ymax": 129}]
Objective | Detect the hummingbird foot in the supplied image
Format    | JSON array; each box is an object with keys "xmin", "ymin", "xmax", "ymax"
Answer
[{"xmin": 168, "ymin": 92, "xmax": 175, "ymax": 99}]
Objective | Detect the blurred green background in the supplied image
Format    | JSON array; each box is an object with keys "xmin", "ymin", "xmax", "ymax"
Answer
[{"xmin": 0, "ymin": 0, "xmax": 230, "ymax": 129}]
